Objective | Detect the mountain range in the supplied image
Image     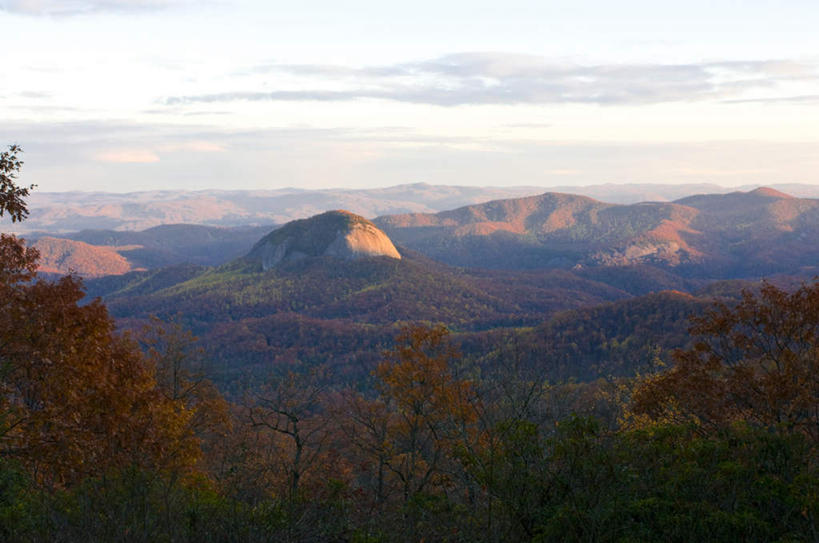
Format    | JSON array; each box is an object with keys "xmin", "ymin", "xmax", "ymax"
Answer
[
  {"xmin": 11, "ymin": 182, "xmax": 819, "ymax": 235},
  {"xmin": 78, "ymin": 209, "xmax": 637, "ymax": 381},
  {"xmin": 18, "ymin": 186, "xmax": 819, "ymax": 386},
  {"xmin": 28, "ymin": 187, "xmax": 819, "ymax": 282},
  {"xmin": 376, "ymin": 187, "xmax": 819, "ymax": 277}
]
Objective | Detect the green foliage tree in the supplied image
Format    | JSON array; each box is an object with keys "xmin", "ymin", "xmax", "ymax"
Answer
[{"xmin": 0, "ymin": 145, "xmax": 34, "ymax": 224}]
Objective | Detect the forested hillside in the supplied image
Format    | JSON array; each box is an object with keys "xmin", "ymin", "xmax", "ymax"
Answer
[
  {"xmin": 87, "ymin": 246, "xmax": 637, "ymax": 384},
  {"xmin": 2, "ymin": 146, "xmax": 818, "ymax": 541}
]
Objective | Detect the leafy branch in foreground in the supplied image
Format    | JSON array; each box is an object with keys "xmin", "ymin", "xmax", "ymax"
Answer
[{"xmin": 0, "ymin": 145, "xmax": 35, "ymax": 224}]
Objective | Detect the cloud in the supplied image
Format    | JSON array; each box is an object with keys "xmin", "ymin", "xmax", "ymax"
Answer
[
  {"xmin": 4, "ymin": 119, "xmax": 819, "ymax": 193},
  {"xmin": 17, "ymin": 91, "xmax": 51, "ymax": 99},
  {"xmin": 0, "ymin": 0, "xmax": 193, "ymax": 16},
  {"xmin": 96, "ymin": 149, "xmax": 160, "ymax": 163},
  {"xmin": 166, "ymin": 90, "xmax": 365, "ymax": 105},
  {"xmin": 165, "ymin": 53, "xmax": 818, "ymax": 107},
  {"xmin": 161, "ymin": 141, "xmax": 225, "ymax": 153},
  {"xmin": 502, "ymin": 123, "xmax": 552, "ymax": 128},
  {"xmin": 723, "ymin": 94, "xmax": 819, "ymax": 104},
  {"xmin": 544, "ymin": 169, "xmax": 582, "ymax": 176}
]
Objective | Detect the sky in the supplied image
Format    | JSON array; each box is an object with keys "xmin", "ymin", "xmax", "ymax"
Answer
[{"xmin": 1, "ymin": 0, "xmax": 819, "ymax": 192}]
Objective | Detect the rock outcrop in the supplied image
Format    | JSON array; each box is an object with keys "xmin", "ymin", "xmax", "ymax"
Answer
[{"xmin": 247, "ymin": 210, "xmax": 401, "ymax": 270}]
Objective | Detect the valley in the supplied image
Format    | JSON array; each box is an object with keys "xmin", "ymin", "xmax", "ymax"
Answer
[{"xmin": 47, "ymin": 186, "xmax": 813, "ymax": 390}]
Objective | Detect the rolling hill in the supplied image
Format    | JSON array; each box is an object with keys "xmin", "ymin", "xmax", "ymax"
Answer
[
  {"xmin": 84, "ymin": 211, "xmax": 638, "ymax": 381},
  {"xmin": 30, "ymin": 223, "xmax": 274, "ymax": 276},
  {"xmin": 29, "ymin": 187, "xmax": 819, "ymax": 283},
  {"xmin": 375, "ymin": 188, "xmax": 819, "ymax": 278},
  {"xmin": 33, "ymin": 237, "xmax": 140, "ymax": 277}
]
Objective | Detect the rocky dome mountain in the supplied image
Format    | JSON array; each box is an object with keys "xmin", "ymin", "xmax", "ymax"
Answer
[
  {"xmin": 246, "ymin": 210, "xmax": 401, "ymax": 270},
  {"xmin": 374, "ymin": 188, "xmax": 819, "ymax": 278}
]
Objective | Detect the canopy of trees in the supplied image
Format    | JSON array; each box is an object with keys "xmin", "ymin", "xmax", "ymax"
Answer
[
  {"xmin": 1, "ymin": 145, "xmax": 817, "ymax": 541},
  {"xmin": 633, "ymin": 281, "xmax": 819, "ymax": 440}
]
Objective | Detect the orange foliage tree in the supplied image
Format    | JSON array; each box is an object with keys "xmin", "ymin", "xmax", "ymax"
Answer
[
  {"xmin": 245, "ymin": 369, "xmax": 331, "ymax": 505},
  {"xmin": 352, "ymin": 325, "xmax": 476, "ymax": 507},
  {"xmin": 0, "ymin": 147, "xmax": 200, "ymax": 487},
  {"xmin": 140, "ymin": 315, "xmax": 231, "ymax": 472},
  {"xmin": 632, "ymin": 281, "xmax": 819, "ymax": 440}
]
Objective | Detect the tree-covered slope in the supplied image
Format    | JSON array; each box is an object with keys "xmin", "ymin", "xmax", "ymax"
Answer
[{"xmin": 375, "ymin": 188, "xmax": 819, "ymax": 278}]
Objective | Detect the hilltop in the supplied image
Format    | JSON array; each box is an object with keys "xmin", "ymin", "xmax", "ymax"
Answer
[
  {"xmin": 33, "ymin": 237, "xmax": 139, "ymax": 277},
  {"xmin": 246, "ymin": 210, "xmax": 400, "ymax": 269}
]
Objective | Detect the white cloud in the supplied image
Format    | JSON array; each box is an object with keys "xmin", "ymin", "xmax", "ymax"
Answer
[
  {"xmin": 96, "ymin": 149, "xmax": 160, "ymax": 163},
  {"xmin": 164, "ymin": 53, "xmax": 818, "ymax": 107},
  {"xmin": 161, "ymin": 141, "xmax": 226, "ymax": 153},
  {"xmin": 4, "ymin": 119, "xmax": 819, "ymax": 193},
  {"xmin": 0, "ymin": 0, "xmax": 194, "ymax": 16}
]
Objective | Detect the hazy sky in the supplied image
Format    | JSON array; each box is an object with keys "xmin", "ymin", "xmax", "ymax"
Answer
[{"xmin": 2, "ymin": 0, "xmax": 819, "ymax": 191}]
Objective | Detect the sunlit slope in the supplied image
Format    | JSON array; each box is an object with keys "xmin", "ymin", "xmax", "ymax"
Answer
[
  {"xmin": 247, "ymin": 210, "xmax": 400, "ymax": 269},
  {"xmin": 376, "ymin": 188, "xmax": 819, "ymax": 277}
]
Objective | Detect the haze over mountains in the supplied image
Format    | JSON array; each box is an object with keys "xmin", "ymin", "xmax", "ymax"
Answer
[
  {"xmin": 72, "ymin": 187, "xmax": 819, "ymax": 384},
  {"xmin": 16, "ymin": 184, "xmax": 546, "ymax": 234},
  {"xmin": 27, "ymin": 186, "xmax": 819, "ymax": 281},
  {"xmin": 13, "ymin": 182, "xmax": 819, "ymax": 235}
]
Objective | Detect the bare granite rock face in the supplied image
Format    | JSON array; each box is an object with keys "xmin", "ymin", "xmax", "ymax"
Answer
[{"xmin": 247, "ymin": 210, "xmax": 401, "ymax": 270}]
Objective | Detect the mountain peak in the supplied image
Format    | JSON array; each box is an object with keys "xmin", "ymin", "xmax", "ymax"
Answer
[
  {"xmin": 748, "ymin": 187, "xmax": 794, "ymax": 199},
  {"xmin": 247, "ymin": 210, "xmax": 401, "ymax": 270}
]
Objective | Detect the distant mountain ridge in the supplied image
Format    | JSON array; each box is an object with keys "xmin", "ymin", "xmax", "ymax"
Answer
[
  {"xmin": 27, "ymin": 186, "xmax": 819, "ymax": 279},
  {"xmin": 13, "ymin": 184, "xmax": 548, "ymax": 234},
  {"xmin": 375, "ymin": 187, "xmax": 819, "ymax": 278},
  {"xmin": 10, "ymin": 182, "xmax": 819, "ymax": 234},
  {"xmin": 77, "ymin": 198, "xmax": 819, "ymax": 384},
  {"xmin": 30, "ymin": 224, "xmax": 274, "ymax": 276}
]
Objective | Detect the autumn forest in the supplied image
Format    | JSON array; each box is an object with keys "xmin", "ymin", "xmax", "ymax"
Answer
[{"xmin": 2, "ymin": 145, "xmax": 819, "ymax": 542}]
